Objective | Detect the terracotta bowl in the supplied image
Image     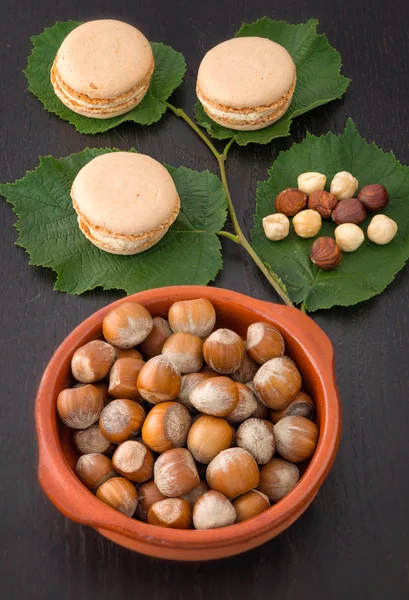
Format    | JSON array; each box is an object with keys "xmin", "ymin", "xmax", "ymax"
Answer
[{"xmin": 35, "ymin": 286, "xmax": 341, "ymax": 561}]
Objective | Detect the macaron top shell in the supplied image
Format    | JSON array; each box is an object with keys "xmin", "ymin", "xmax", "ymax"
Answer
[
  {"xmin": 56, "ymin": 20, "xmax": 154, "ymax": 99},
  {"xmin": 197, "ymin": 37, "xmax": 295, "ymax": 109},
  {"xmin": 71, "ymin": 153, "xmax": 179, "ymax": 236}
]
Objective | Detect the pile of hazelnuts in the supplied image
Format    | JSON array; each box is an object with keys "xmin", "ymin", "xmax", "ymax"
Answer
[
  {"xmin": 263, "ymin": 171, "xmax": 397, "ymax": 271},
  {"xmin": 57, "ymin": 298, "xmax": 319, "ymax": 530}
]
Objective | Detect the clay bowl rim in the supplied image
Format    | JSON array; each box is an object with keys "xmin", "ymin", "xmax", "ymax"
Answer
[{"xmin": 35, "ymin": 285, "xmax": 341, "ymax": 552}]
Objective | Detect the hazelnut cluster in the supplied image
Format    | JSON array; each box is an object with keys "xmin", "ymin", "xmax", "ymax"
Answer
[
  {"xmin": 57, "ymin": 299, "xmax": 319, "ymax": 530},
  {"xmin": 262, "ymin": 171, "xmax": 398, "ymax": 271}
]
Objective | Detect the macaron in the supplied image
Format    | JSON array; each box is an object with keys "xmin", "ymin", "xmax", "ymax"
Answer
[
  {"xmin": 51, "ymin": 20, "xmax": 154, "ymax": 119},
  {"xmin": 71, "ymin": 152, "xmax": 180, "ymax": 255},
  {"xmin": 196, "ymin": 37, "xmax": 296, "ymax": 131}
]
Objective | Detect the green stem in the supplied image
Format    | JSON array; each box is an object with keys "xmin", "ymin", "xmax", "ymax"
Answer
[{"xmin": 166, "ymin": 102, "xmax": 294, "ymax": 307}]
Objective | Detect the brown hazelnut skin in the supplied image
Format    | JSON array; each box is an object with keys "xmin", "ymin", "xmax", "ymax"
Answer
[
  {"xmin": 253, "ymin": 356, "xmax": 302, "ymax": 410},
  {"xmin": 137, "ymin": 355, "xmax": 181, "ymax": 404},
  {"xmin": 206, "ymin": 447, "xmax": 260, "ymax": 499},
  {"xmin": 102, "ymin": 302, "xmax": 153, "ymax": 349},
  {"xmin": 203, "ymin": 329, "xmax": 245, "ymax": 375},
  {"xmin": 187, "ymin": 415, "xmax": 234, "ymax": 464},
  {"xmin": 307, "ymin": 190, "xmax": 338, "ymax": 218},
  {"xmin": 233, "ymin": 490, "xmax": 270, "ymax": 522},
  {"xmin": 138, "ymin": 316, "xmax": 173, "ymax": 359},
  {"xmin": 357, "ymin": 184, "xmax": 389, "ymax": 213},
  {"xmin": 99, "ymin": 399, "xmax": 146, "ymax": 444},
  {"xmin": 75, "ymin": 453, "xmax": 116, "ymax": 491},
  {"xmin": 257, "ymin": 458, "xmax": 300, "ymax": 502},
  {"xmin": 135, "ymin": 480, "xmax": 166, "ymax": 522},
  {"xmin": 270, "ymin": 391, "xmax": 315, "ymax": 423},
  {"xmin": 273, "ymin": 416, "xmax": 319, "ymax": 463},
  {"xmin": 331, "ymin": 198, "xmax": 367, "ymax": 225},
  {"xmin": 162, "ymin": 332, "xmax": 204, "ymax": 374},
  {"xmin": 108, "ymin": 357, "xmax": 145, "ymax": 400},
  {"xmin": 96, "ymin": 477, "xmax": 138, "ymax": 517},
  {"xmin": 71, "ymin": 340, "xmax": 116, "ymax": 383},
  {"xmin": 57, "ymin": 384, "xmax": 104, "ymax": 429},
  {"xmin": 154, "ymin": 448, "xmax": 200, "ymax": 497},
  {"xmin": 168, "ymin": 298, "xmax": 216, "ymax": 338},
  {"xmin": 246, "ymin": 322, "xmax": 285, "ymax": 365},
  {"xmin": 310, "ymin": 236, "xmax": 342, "ymax": 270},
  {"xmin": 148, "ymin": 498, "xmax": 192, "ymax": 529},
  {"xmin": 274, "ymin": 188, "xmax": 307, "ymax": 216}
]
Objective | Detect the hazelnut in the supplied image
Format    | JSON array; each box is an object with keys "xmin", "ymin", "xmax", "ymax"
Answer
[
  {"xmin": 137, "ymin": 355, "xmax": 181, "ymax": 404},
  {"xmin": 334, "ymin": 223, "xmax": 364, "ymax": 252},
  {"xmin": 293, "ymin": 209, "xmax": 322, "ymax": 238},
  {"xmin": 57, "ymin": 384, "xmax": 104, "ymax": 429},
  {"xmin": 154, "ymin": 448, "xmax": 199, "ymax": 497},
  {"xmin": 225, "ymin": 382, "xmax": 258, "ymax": 423},
  {"xmin": 71, "ymin": 340, "xmax": 116, "ymax": 383},
  {"xmin": 199, "ymin": 366, "xmax": 220, "ymax": 378},
  {"xmin": 193, "ymin": 490, "xmax": 236, "ymax": 530},
  {"xmin": 253, "ymin": 356, "xmax": 302, "ymax": 410},
  {"xmin": 73, "ymin": 423, "xmax": 115, "ymax": 456},
  {"xmin": 177, "ymin": 372, "xmax": 207, "ymax": 411},
  {"xmin": 113, "ymin": 348, "xmax": 143, "ymax": 360},
  {"xmin": 274, "ymin": 188, "xmax": 307, "ymax": 216},
  {"xmin": 330, "ymin": 171, "xmax": 358, "ymax": 200},
  {"xmin": 233, "ymin": 490, "xmax": 270, "ymax": 523},
  {"xmin": 257, "ymin": 458, "xmax": 300, "ymax": 502},
  {"xmin": 162, "ymin": 332, "xmax": 204, "ymax": 374},
  {"xmin": 135, "ymin": 480, "xmax": 166, "ymax": 522},
  {"xmin": 187, "ymin": 415, "xmax": 233, "ymax": 464},
  {"xmin": 203, "ymin": 328, "xmax": 245, "ymax": 374},
  {"xmin": 108, "ymin": 357, "xmax": 145, "ymax": 400},
  {"xmin": 246, "ymin": 322, "xmax": 285, "ymax": 365},
  {"xmin": 141, "ymin": 401, "xmax": 191, "ymax": 453},
  {"xmin": 358, "ymin": 184, "xmax": 389, "ymax": 212},
  {"xmin": 148, "ymin": 498, "xmax": 192, "ymax": 529},
  {"xmin": 273, "ymin": 415, "xmax": 319, "ymax": 463},
  {"xmin": 297, "ymin": 172, "xmax": 326, "ymax": 195},
  {"xmin": 206, "ymin": 447, "xmax": 260, "ymax": 499},
  {"xmin": 307, "ymin": 190, "xmax": 338, "ymax": 218},
  {"xmin": 112, "ymin": 441, "xmax": 154, "ymax": 483},
  {"xmin": 230, "ymin": 350, "xmax": 259, "ymax": 384},
  {"xmin": 75, "ymin": 453, "xmax": 116, "ymax": 491},
  {"xmin": 270, "ymin": 391, "xmax": 315, "ymax": 424},
  {"xmin": 236, "ymin": 418, "xmax": 275, "ymax": 465},
  {"xmin": 310, "ymin": 237, "xmax": 342, "ymax": 270},
  {"xmin": 138, "ymin": 316, "xmax": 172, "ymax": 359},
  {"xmin": 332, "ymin": 198, "xmax": 367, "ymax": 225},
  {"xmin": 367, "ymin": 214, "xmax": 398, "ymax": 245},
  {"xmin": 181, "ymin": 481, "xmax": 209, "ymax": 507},
  {"xmin": 189, "ymin": 376, "xmax": 239, "ymax": 417},
  {"xmin": 102, "ymin": 302, "xmax": 153, "ymax": 349},
  {"xmin": 99, "ymin": 399, "xmax": 145, "ymax": 444},
  {"xmin": 168, "ymin": 298, "xmax": 216, "ymax": 338},
  {"xmin": 262, "ymin": 213, "xmax": 290, "ymax": 241},
  {"xmin": 96, "ymin": 477, "xmax": 138, "ymax": 517}
]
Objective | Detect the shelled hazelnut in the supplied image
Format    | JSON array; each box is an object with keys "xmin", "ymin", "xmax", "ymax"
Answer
[
  {"xmin": 293, "ymin": 209, "xmax": 322, "ymax": 238},
  {"xmin": 141, "ymin": 401, "xmax": 191, "ymax": 453},
  {"xmin": 257, "ymin": 458, "xmax": 300, "ymax": 501},
  {"xmin": 71, "ymin": 340, "xmax": 116, "ymax": 383},
  {"xmin": 310, "ymin": 237, "xmax": 342, "ymax": 270},
  {"xmin": 273, "ymin": 416, "xmax": 319, "ymax": 463},
  {"xmin": 108, "ymin": 357, "xmax": 145, "ymax": 400},
  {"xmin": 233, "ymin": 490, "xmax": 270, "ymax": 522},
  {"xmin": 275, "ymin": 188, "xmax": 307, "ymax": 216},
  {"xmin": 112, "ymin": 440, "xmax": 154, "ymax": 483},
  {"xmin": 270, "ymin": 391, "xmax": 315, "ymax": 423},
  {"xmin": 236, "ymin": 418, "xmax": 275, "ymax": 465},
  {"xmin": 75, "ymin": 453, "xmax": 116, "ymax": 491},
  {"xmin": 253, "ymin": 356, "xmax": 302, "ymax": 410},
  {"xmin": 162, "ymin": 332, "xmax": 204, "ymax": 373},
  {"xmin": 206, "ymin": 447, "xmax": 260, "ymax": 499},
  {"xmin": 367, "ymin": 214, "xmax": 398, "ymax": 245},
  {"xmin": 331, "ymin": 198, "xmax": 367, "ymax": 225},
  {"xmin": 246, "ymin": 322, "xmax": 285, "ymax": 365},
  {"xmin": 307, "ymin": 190, "xmax": 338, "ymax": 218},
  {"xmin": 137, "ymin": 355, "xmax": 181, "ymax": 404},
  {"xmin": 192, "ymin": 490, "xmax": 236, "ymax": 530},
  {"xmin": 203, "ymin": 329, "xmax": 245, "ymax": 374},
  {"xmin": 96, "ymin": 477, "xmax": 138, "ymax": 517},
  {"xmin": 297, "ymin": 172, "xmax": 326, "ymax": 195},
  {"xmin": 225, "ymin": 383, "xmax": 258, "ymax": 424},
  {"xmin": 148, "ymin": 498, "xmax": 192, "ymax": 529},
  {"xmin": 139, "ymin": 316, "xmax": 172, "ymax": 358},
  {"xmin": 358, "ymin": 183, "xmax": 389, "ymax": 212},
  {"xmin": 57, "ymin": 384, "xmax": 105, "ymax": 429},
  {"xmin": 334, "ymin": 223, "xmax": 364, "ymax": 252},
  {"xmin": 154, "ymin": 448, "xmax": 200, "ymax": 497},
  {"xmin": 168, "ymin": 298, "xmax": 216, "ymax": 337},
  {"xmin": 187, "ymin": 415, "xmax": 233, "ymax": 464},
  {"xmin": 135, "ymin": 480, "xmax": 166, "ymax": 522},
  {"xmin": 330, "ymin": 171, "xmax": 358, "ymax": 200},
  {"xmin": 73, "ymin": 423, "xmax": 115, "ymax": 456},
  {"xmin": 189, "ymin": 376, "xmax": 239, "ymax": 417},
  {"xmin": 99, "ymin": 399, "xmax": 145, "ymax": 444},
  {"xmin": 262, "ymin": 213, "xmax": 290, "ymax": 241},
  {"xmin": 102, "ymin": 302, "xmax": 153, "ymax": 349}
]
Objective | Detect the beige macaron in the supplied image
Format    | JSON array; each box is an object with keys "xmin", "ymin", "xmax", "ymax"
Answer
[
  {"xmin": 196, "ymin": 37, "xmax": 296, "ymax": 131},
  {"xmin": 51, "ymin": 20, "xmax": 154, "ymax": 119},
  {"xmin": 71, "ymin": 152, "xmax": 180, "ymax": 255}
]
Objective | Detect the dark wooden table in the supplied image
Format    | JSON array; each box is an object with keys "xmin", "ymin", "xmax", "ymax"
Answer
[{"xmin": 1, "ymin": 0, "xmax": 408, "ymax": 597}]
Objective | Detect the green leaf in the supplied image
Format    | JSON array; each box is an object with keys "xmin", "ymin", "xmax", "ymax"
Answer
[
  {"xmin": 25, "ymin": 21, "xmax": 186, "ymax": 134},
  {"xmin": 195, "ymin": 18, "xmax": 350, "ymax": 146},
  {"xmin": 0, "ymin": 150, "xmax": 227, "ymax": 294},
  {"xmin": 251, "ymin": 119, "xmax": 409, "ymax": 311}
]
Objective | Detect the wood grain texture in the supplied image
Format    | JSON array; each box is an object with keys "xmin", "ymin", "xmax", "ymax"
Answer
[{"xmin": 0, "ymin": 0, "xmax": 408, "ymax": 597}]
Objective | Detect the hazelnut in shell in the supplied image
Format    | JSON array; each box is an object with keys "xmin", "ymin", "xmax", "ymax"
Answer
[
  {"xmin": 357, "ymin": 183, "xmax": 389, "ymax": 212},
  {"xmin": 102, "ymin": 302, "xmax": 153, "ymax": 349},
  {"xmin": 330, "ymin": 171, "xmax": 358, "ymax": 200},
  {"xmin": 135, "ymin": 480, "xmax": 166, "ymax": 522},
  {"xmin": 154, "ymin": 448, "xmax": 200, "ymax": 497},
  {"xmin": 148, "ymin": 498, "xmax": 192, "ymax": 529},
  {"xmin": 262, "ymin": 213, "xmax": 290, "ymax": 241},
  {"xmin": 334, "ymin": 223, "xmax": 364, "ymax": 252},
  {"xmin": 141, "ymin": 401, "xmax": 191, "ymax": 453},
  {"xmin": 203, "ymin": 328, "xmax": 245, "ymax": 374},
  {"xmin": 112, "ymin": 440, "xmax": 154, "ymax": 483},
  {"xmin": 189, "ymin": 376, "xmax": 239, "ymax": 417},
  {"xmin": 73, "ymin": 423, "xmax": 114, "ymax": 456},
  {"xmin": 75, "ymin": 453, "xmax": 116, "ymax": 491},
  {"xmin": 367, "ymin": 214, "xmax": 398, "ymax": 245},
  {"xmin": 270, "ymin": 391, "xmax": 315, "ymax": 423},
  {"xmin": 71, "ymin": 340, "xmax": 116, "ymax": 383},
  {"xmin": 293, "ymin": 209, "xmax": 322, "ymax": 238},
  {"xmin": 162, "ymin": 332, "xmax": 204, "ymax": 374},
  {"xmin": 206, "ymin": 447, "xmax": 260, "ymax": 499},
  {"xmin": 96, "ymin": 476, "xmax": 138, "ymax": 517},
  {"xmin": 177, "ymin": 372, "xmax": 207, "ymax": 411},
  {"xmin": 230, "ymin": 350, "xmax": 259, "ymax": 384},
  {"xmin": 233, "ymin": 490, "xmax": 270, "ymax": 522},
  {"xmin": 310, "ymin": 237, "xmax": 342, "ymax": 270},
  {"xmin": 246, "ymin": 321, "xmax": 285, "ymax": 365},
  {"xmin": 138, "ymin": 316, "xmax": 172, "ymax": 359},
  {"xmin": 108, "ymin": 357, "xmax": 145, "ymax": 400},
  {"xmin": 236, "ymin": 418, "xmax": 275, "ymax": 465},
  {"xmin": 331, "ymin": 198, "xmax": 367, "ymax": 225},
  {"xmin": 253, "ymin": 356, "xmax": 302, "ymax": 410},
  {"xmin": 225, "ymin": 382, "xmax": 258, "ymax": 423},
  {"xmin": 57, "ymin": 384, "xmax": 104, "ymax": 429},
  {"xmin": 168, "ymin": 298, "xmax": 216, "ymax": 338},
  {"xmin": 113, "ymin": 347, "xmax": 143, "ymax": 360},
  {"xmin": 193, "ymin": 490, "xmax": 236, "ymax": 530},
  {"xmin": 273, "ymin": 415, "xmax": 319, "ymax": 463},
  {"xmin": 274, "ymin": 188, "xmax": 307, "ymax": 216},
  {"xmin": 99, "ymin": 399, "xmax": 145, "ymax": 444},
  {"xmin": 181, "ymin": 481, "xmax": 209, "ymax": 507},
  {"xmin": 258, "ymin": 457, "xmax": 300, "ymax": 502},
  {"xmin": 137, "ymin": 355, "xmax": 181, "ymax": 404},
  {"xmin": 187, "ymin": 415, "xmax": 233, "ymax": 464},
  {"xmin": 307, "ymin": 190, "xmax": 338, "ymax": 218},
  {"xmin": 297, "ymin": 172, "xmax": 326, "ymax": 195}
]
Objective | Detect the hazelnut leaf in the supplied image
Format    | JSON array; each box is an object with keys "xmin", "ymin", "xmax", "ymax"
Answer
[
  {"xmin": 24, "ymin": 21, "xmax": 186, "ymax": 134},
  {"xmin": 252, "ymin": 119, "xmax": 409, "ymax": 311},
  {"xmin": 195, "ymin": 18, "xmax": 350, "ymax": 146},
  {"xmin": 0, "ymin": 149, "xmax": 227, "ymax": 294}
]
